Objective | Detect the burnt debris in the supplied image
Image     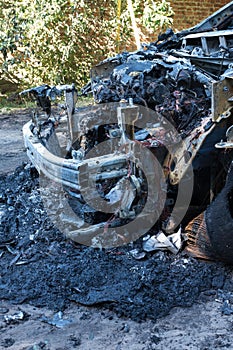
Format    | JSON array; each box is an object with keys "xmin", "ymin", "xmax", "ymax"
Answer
[
  {"xmin": 20, "ymin": 2, "xmax": 233, "ymax": 263},
  {"xmin": 1, "ymin": 164, "xmax": 233, "ymax": 321},
  {"xmin": 90, "ymin": 56, "xmax": 211, "ymax": 137}
]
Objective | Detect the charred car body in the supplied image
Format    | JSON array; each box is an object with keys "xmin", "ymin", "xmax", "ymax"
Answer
[{"xmin": 22, "ymin": 2, "xmax": 233, "ymax": 263}]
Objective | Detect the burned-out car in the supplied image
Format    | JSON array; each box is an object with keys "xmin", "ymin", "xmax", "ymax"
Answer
[{"xmin": 22, "ymin": 2, "xmax": 233, "ymax": 263}]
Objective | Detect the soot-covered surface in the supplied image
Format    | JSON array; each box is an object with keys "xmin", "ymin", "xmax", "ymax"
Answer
[{"xmin": 0, "ymin": 164, "xmax": 233, "ymax": 322}]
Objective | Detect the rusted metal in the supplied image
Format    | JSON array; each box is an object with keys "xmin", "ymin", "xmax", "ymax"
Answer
[{"xmin": 212, "ymin": 75, "xmax": 233, "ymax": 122}]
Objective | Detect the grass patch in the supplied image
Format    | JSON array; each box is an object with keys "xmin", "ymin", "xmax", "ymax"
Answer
[
  {"xmin": 0, "ymin": 92, "xmax": 33, "ymax": 113},
  {"xmin": 77, "ymin": 95, "xmax": 95, "ymax": 107},
  {"xmin": 0, "ymin": 93, "xmax": 94, "ymax": 114}
]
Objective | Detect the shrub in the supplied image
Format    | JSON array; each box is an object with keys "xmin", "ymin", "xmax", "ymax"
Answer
[{"xmin": 0, "ymin": 0, "xmax": 173, "ymax": 89}]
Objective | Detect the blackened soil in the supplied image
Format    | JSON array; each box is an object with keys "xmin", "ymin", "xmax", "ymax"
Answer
[{"xmin": 0, "ymin": 164, "xmax": 233, "ymax": 322}]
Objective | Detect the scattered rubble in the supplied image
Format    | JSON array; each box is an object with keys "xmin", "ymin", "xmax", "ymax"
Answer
[
  {"xmin": 41, "ymin": 311, "xmax": 72, "ymax": 328},
  {"xmin": 142, "ymin": 228, "xmax": 184, "ymax": 254},
  {"xmin": 4, "ymin": 310, "xmax": 27, "ymax": 325}
]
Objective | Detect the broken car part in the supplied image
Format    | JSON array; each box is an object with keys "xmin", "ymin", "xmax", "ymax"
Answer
[{"xmin": 22, "ymin": 2, "xmax": 233, "ymax": 260}]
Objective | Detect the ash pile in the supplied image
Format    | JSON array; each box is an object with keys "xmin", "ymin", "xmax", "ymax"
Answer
[{"xmin": 1, "ymin": 164, "xmax": 233, "ymax": 321}]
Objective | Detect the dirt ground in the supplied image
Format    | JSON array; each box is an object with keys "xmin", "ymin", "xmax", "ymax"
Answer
[{"xmin": 1, "ymin": 109, "xmax": 233, "ymax": 350}]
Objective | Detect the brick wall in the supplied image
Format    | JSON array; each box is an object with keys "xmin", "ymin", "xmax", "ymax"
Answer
[{"xmin": 171, "ymin": 0, "xmax": 230, "ymax": 30}]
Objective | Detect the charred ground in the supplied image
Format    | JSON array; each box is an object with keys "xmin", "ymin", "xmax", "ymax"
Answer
[{"xmin": 1, "ymin": 160, "xmax": 233, "ymax": 322}]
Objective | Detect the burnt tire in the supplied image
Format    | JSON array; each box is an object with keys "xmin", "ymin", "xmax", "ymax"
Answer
[{"xmin": 206, "ymin": 162, "xmax": 233, "ymax": 264}]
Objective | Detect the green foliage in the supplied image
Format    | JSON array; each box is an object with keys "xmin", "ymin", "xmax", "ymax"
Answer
[
  {"xmin": 0, "ymin": 0, "xmax": 174, "ymax": 89},
  {"xmin": 143, "ymin": 0, "xmax": 174, "ymax": 32},
  {"xmin": 0, "ymin": 1, "xmax": 28, "ymax": 84}
]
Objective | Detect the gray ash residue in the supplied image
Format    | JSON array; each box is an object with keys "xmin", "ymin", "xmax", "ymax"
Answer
[{"xmin": 0, "ymin": 164, "xmax": 233, "ymax": 321}]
